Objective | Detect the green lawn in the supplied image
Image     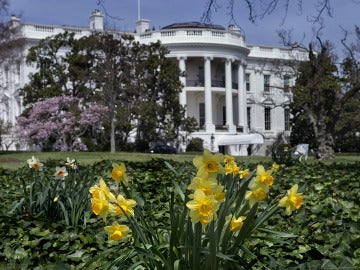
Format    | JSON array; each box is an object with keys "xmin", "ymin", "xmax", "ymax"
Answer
[
  {"xmin": 1, "ymin": 151, "xmax": 359, "ymax": 171},
  {"xmin": 0, "ymin": 151, "xmax": 273, "ymax": 170}
]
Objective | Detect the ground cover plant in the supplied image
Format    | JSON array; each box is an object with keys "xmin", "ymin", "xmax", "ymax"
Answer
[{"xmin": 0, "ymin": 154, "xmax": 359, "ymax": 269}]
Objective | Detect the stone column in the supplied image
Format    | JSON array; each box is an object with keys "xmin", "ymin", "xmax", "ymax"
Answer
[
  {"xmin": 225, "ymin": 58, "xmax": 236, "ymax": 132},
  {"xmin": 237, "ymin": 61, "xmax": 248, "ymax": 133},
  {"xmin": 238, "ymin": 61, "xmax": 249, "ymax": 156},
  {"xmin": 178, "ymin": 56, "xmax": 187, "ymax": 116},
  {"xmin": 204, "ymin": 56, "xmax": 215, "ymax": 132}
]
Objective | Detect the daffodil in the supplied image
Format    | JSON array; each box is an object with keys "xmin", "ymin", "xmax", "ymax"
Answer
[
  {"xmin": 65, "ymin": 157, "xmax": 77, "ymax": 169},
  {"xmin": 226, "ymin": 215, "xmax": 246, "ymax": 232},
  {"xmin": 193, "ymin": 149, "xmax": 224, "ymax": 177},
  {"xmin": 213, "ymin": 184, "xmax": 226, "ymax": 203},
  {"xmin": 224, "ymin": 155, "xmax": 242, "ymax": 175},
  {"xmin": 272, "ymin": 162, "xmax": 280, "ymax": 173},
  {"xmin": 224, "ymin": 155, "xmax": 235, "ymax": 164},
  {"xmin": 245, "ymin": 188, "xmax": 267, "ymax": 208},
  {"xmin": 27, "ymin": 156, "xmax": 43, "ymax": 171},
  {"xmin": 187, "ymin": 175, "xmax": 219, "ymax": 196},
  {"xmin": 90, "ymin": 178, "xmax": 116, "ymax": 202},
  {"xmin": 104, "ymin": 221, "xmax": 129, "ymax": 241},
  {"xmin": 109, "ymin": 194, "xmax": 137, "ymax": 217},
  {"xmin": 186, "ymin": 189, "xmax": 220, "ymax": 227},
  {"xmin": 239, "ymin": 169, "xmax": 249, "ymax": 179},
  {"xmin": 278, "ymin": 184, "xmax": 303, "ymax": 215},
  {"xmin": 91, "ymin": 191, "xmax": 109, "ymax": 221},
  {"xmin": 111, "ymin": 163, "xmax": 129, "ymax": 184},
  {"xmin": 250, "ymin": 165, "xmax": 274, "ymax": 190},
  {"xmin": 54, "ymin": 166, "xmax": 68, "ymax": 180}
]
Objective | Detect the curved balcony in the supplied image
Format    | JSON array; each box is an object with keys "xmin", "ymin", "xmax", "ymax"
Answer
[{"xmin": 138, "ymin": 28, "xmax": 246, "ymax": 49}]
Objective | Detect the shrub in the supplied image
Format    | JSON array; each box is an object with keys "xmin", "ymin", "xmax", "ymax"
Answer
[
  {"xmin": 272, "ymin": 143, "xmax": 299, "ymax": 166},
  {"xmin": 186, "ymin": 137, "xmax": 204, "ymax": 152}
]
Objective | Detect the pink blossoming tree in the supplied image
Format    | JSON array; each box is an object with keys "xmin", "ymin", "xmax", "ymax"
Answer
[{"xmin": 17, "ymin": 96, "xmax": 109, "ymax": 151}]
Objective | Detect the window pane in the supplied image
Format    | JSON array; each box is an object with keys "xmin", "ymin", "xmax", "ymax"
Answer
[
  {"xmin": 284, "ymin": 108, "xmax": 290, "ymax": 131},
  {"xmin": 264, "ymin": 75, "xmax": 270, "ymax": 92},
  {"xmin": 283, "ymin": 75, "xmax": 290, "ymax": 92},
  {"xmin": 199, "ymin": 103, "xmax": 205, "ymax": 126},
  {"xmin": 264, "ymin": 107, "xmax": 271, "ymax": 130},
  {"xmin": 247, "ymin": 107, "xmax": 251, "ymax": 129},
  {"xmin": 246, "ymin": 73, "xmax": 250, "ymax": 91}
]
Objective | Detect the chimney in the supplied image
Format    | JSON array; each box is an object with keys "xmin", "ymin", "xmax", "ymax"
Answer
[
  {"xmin": 228, "ymin": 24, "xmax": 241, "ymax": 34},
  {"xmin": 136, "ymin": 19, "xmax": 150, "ymax": 34},
  {"xmin": 89, "ymin": 9, "xmax": 104, "ymax": 31},
  {"xmin": 9, "ymin": 15, "xmax": 21, "ymax": 29}
]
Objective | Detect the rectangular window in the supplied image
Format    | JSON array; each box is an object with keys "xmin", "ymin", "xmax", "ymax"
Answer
[
  {"xmin": 245, "ymin": 73, "xmax": 250, "ymax": 91},
  {"xmin": 247, "ymin": 107, "xmax": 251, "ymax": 129},
  {"xmin": 222, "ymin": 106, "xmax": 226, "ymax": 125},
  {"xmin": 198, "ymin": 66, "xmax": 204, "ymax": 85},
  {"xmin": 264, "ymin": 74, "xmax": 270, "ymax": 92},
  {"xmin": 16, "ymin": 62, "xmax": 21, "ymax": 84},
  {"xmin": 264, "ymin": 107, "xmax": 271, "ymax": 130},
  {"xmin": 283, "ymin": 75, "xmax": 290, "ymax": 92},
  {"xmin": 199, "ymin": 103, "xmax": 205, "ymax": 126},
  {"xmin": 284, "ymin": 108, "xmax": 290, "ymax": 131}
]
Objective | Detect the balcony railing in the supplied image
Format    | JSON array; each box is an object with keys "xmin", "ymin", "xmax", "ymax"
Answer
[{"xmin": 186, "ymin": 80, "xmax": 238, "ymax": 89}]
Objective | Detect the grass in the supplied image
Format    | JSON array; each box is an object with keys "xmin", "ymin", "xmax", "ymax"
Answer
[
  {"xmin": 0, "ymin": 151, "xmax": 271, "ymax": 170},
  {"xmin": 1, "ymin": 151, "xmax": 359, "ymax": 171}
]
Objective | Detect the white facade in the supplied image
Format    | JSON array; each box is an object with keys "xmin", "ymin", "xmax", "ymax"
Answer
[{"xmin": 0, "ymin": 12, "xmax": 307, "ymax": 154}]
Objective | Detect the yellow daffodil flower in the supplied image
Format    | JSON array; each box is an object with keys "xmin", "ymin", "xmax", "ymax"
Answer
[
  {"xmin": 224, "ymin": 155, "xmax": 235, "ymax": 164},
  {"xmin": 272, "ymin": 162, "xmax": 280, "ymax": 173},
  {"xmin": 245, "ymin": 188, "xmax": 267, "ymax": 208},
  {"xmin": 27, "ymin": 156, "xmax": 44, "ymax": 171},
  {"xmin": 187, "ymin": 176, "xmax": 219, "ymax": 196},
  {"xmin": 278, "ymin": 184, "xmax": 303, "ymax": 215},
  {"xmin": 91, "ymin": 192, "xmax": 109, "ymax": 221},
  {"xmin": 104, "ymin": 221, "xmax": 129, "ymax": 241},
  {"xmin": 214, "ymin": 185, "xmax": 226, "ymax": 203},
  {"xmin": 186, "ymin": 189, "xmax": 220, "ymax": 228},
  {"xmin": 54, "ymin": 166, "xmax": 68, "ymax": 180},
  {"xmin": 226, "ymin": 215, "xmax": 246, "ymax": 232},
  {"xmin": 250, "ymin": 165, "xmax": 274, "ymax": 190},
  {"xmin": 109, "ymin": 194, "xmax": 137, "ymax": 217},
  {"xmin": 239, "ymin": 169, "xmax": 249, "ymax": 179},
  {"xmin": 111, "ymin": 163, "xmax": 129, "ymax": 184},
  {"xmin": 193, "ymin": 149, "xmax": 224, "ymax": 177},
  {"xmin": 90, "ymin": 178, "xmax": 116, "ymax": 202}
]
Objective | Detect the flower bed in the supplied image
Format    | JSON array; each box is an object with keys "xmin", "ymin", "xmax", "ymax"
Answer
[{"xmin": 0, "ymin": 155, "xmax": 359, "ymax": 269}]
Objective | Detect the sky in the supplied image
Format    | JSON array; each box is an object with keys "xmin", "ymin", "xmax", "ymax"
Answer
[{"xmin": 7, "ymin": 0, "xmax": 360, "ymax": 58}]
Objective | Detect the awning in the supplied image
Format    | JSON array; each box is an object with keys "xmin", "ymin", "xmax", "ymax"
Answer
[{"xmin": 216, "ymin": 134, "xmax": 263, "ymax": 145}]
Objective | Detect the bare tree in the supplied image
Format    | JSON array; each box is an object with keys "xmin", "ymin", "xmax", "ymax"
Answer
[
  {"xmin": 201, "ymin": 0, "xmax": 332, "ymax": 25},
  {"xmin": 0, "ymin": 0, "xmax": 24, "ymax": 65}
]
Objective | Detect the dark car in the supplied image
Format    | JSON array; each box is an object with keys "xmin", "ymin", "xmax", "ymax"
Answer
[{"xmin": 148, "ymin": 145, "xmax": 177, "ymax": 154}]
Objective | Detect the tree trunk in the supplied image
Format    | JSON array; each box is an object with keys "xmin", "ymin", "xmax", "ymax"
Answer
[
  {"xmin": 314, "ymin": 116, "xmax": 336, "ymax": 160},
  {"xmin": 110, "ymin": 118, "xmax": 116, "ymax": 153}
]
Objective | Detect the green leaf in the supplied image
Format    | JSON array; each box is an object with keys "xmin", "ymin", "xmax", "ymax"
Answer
[{"xmin": 66, "ymin": 250, "xmax": 86, "ymax": 262}]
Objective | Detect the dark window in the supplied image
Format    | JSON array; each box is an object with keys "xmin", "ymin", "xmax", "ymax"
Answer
[
  {"xmin": 264, "ymin": 74, "xmax": 270, "ymax": 92},
  {"xmin": 247, "ymin": 107, "xmax": 251, "ymax": 129},
  {"xmin": 284, "ymin": 75, "xmax": 290, "ymax": 92},
  {"xmin": 284, "ymin": 108, "xmax": 290, "ymax": 131},
  {"xmin": 245, "ymin": 73, "xmax": 250, "ymax": 91},
  {"xmin": 199, "ymin": 103, "xmax": 205, "ymax": 126},
  {"xmin": 264, "ymin": 107, "xmax": 271, "ymax": 130},
  {"xmin": 223, "ymin": 106, "xmax": 226, "ymax": 125}
]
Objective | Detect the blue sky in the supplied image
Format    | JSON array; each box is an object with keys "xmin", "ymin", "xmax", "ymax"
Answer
[{"xmin": 8, "ymin": 0, "xmax": 359, "ymax": 57}]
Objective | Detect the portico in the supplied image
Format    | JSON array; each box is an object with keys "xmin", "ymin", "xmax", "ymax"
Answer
[{"xmin": 174, "ymin": 53, "xmax": 255, "ymax": 155}]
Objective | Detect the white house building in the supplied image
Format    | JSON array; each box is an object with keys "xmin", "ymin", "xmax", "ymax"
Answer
[{"xmin": 0, "ymin": 10, "xmax": 307, "ymax": 154}]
